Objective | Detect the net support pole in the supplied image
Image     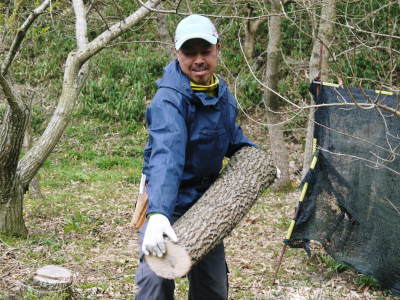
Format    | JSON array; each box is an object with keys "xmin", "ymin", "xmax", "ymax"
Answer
[{"xmin": 272, "ymin": 139, "xmax": 318, "ymax": 285}]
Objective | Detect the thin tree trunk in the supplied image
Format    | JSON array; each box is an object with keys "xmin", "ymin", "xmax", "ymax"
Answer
[
  {"xmin": 0, "ymin": 104, "xmax": 29, "ymax": 236},
  {"xmin": 145, "ymin": 147, "xmax": 276, "ymax": 279},
  {"xmin": 302, "ymin": 0, "xmax": 336, "ymax": 179},
  {"xmin": 156, "ymin": 9, "xmax": 174, "ymax": 59},
  {"xmin": 0, "ymin": 186, "xmax": 27, "ymax": 236},
  {"xmin": 243, "ymin": 5, "xmax": 266, "ymax": 60},
  {"xmin": 263, "ymin": 0, "xmax": 289, "ymax": 189},
  {"xmin": 0, "ymin": 65, "xmax": 30, "ymax": 235}
]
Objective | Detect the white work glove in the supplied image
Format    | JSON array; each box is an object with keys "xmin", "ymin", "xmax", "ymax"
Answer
[
  {"xmin": 139, "ymin": 174, "xmax": 146, "ymax": 194},
  {"xmin": 142, "ymin": 213, "xmax": 178, "ymax": 257},
  {"xmin": 276, "ymin": 167, "xmax": 281, "ymax": 179}
]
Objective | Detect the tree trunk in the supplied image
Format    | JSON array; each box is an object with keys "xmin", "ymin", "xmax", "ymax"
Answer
[
  {"xmin": 263, "ymin": 0, "xmax": 289, "ymax": 189},
  {"xmin": 0, "ymin": 86, "xmax": 29, "ymax": 235},
  {"xmin": 145, "ymin": 147, "xmax": 276, "ymax": 279},
  {"xmin": 156, "ymin": 8, "xmax": 174, "ymax": 59},
  {"xmin": 302, "ymin": 0, "xmax": 336, "ymax": 179},
  {"xmin": 0, "ymin": 185, "xmax": 27, "ymax": 236}
]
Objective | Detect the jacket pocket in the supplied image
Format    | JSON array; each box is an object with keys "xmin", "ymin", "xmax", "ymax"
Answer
[
  {"xmin": 199, "ymin": 127, "xmax": 226, "ymax": 137},
  {"xmin": 196, "ymin": 127, "xmax": 229, "ymax": 158}
]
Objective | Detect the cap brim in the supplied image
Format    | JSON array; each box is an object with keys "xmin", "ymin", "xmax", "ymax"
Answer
[{"xmin": 175, "ymin": 33, "xmax": 218, "ymax": 50}]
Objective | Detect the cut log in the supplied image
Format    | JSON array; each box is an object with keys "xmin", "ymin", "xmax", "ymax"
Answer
[
  {"xmin": 145, "ymin": 146, "xmax": 276, "ymax": 279},
  {"xmin": 32, "ymin": 265, "xmax": 73, "ymax": 298}
]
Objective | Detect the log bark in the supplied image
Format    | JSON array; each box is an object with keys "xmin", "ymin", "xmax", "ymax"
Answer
[{"xmin": 145, "ymin": 146, "xmax": 276, "ymax": 279}]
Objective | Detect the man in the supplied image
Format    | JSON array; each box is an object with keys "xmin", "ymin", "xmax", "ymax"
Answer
[{"xmin": 136, "ymin": 14, "xmax": 255, "ymax": 299}]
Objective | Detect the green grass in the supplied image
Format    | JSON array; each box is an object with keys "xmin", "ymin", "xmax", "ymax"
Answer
[
  {"xmin": 317, "ymin": 253, "xmax": 349, "ymax": 273},
  {"xmin": 354, "ymin": 274, "xmax": 381, "ymax": 289}
]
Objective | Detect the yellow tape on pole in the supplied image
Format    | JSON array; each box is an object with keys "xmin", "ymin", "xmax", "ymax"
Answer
[
  {"xmin": 322, "ymin": 82, "xmax": 340, "ymax": 88},
  {"xmin": 312, "ymin": 138, "xmax": 317, "ymax": 153},
  {"xmin": 310, "ymin": 156, "xmax": 318, "ymax": 170},
  {"xmin": 285, "ymin": 138, "xmax": 318, "ymax": 240},
  {"xmin": 286, "ymin": 220, "xmax": 296, "ymax": 239},
  {"xmin": 286, "ymin": 182, "xmax": 308, "ymax": 240},
  {"xmin": 375, "ymin": 90, "xmax": 393, "ymax": 96},
  {"xmin": 299, "ymin": 182, "xmax": 309, "ymax": 203}
]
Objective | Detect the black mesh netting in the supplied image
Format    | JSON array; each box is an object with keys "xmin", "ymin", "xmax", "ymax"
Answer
[{"xmin": 286, "ymin": 83, "xmax": 400, "ymax": 295}]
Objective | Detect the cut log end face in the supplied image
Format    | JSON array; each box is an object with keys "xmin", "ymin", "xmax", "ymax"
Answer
[
  {"xmin": 145, "ymin": 240, "xmax": 192, "ymax": 279},
  {"xmin": 33, "ymin": 265, "xmax": 73, "ymax": 288}
]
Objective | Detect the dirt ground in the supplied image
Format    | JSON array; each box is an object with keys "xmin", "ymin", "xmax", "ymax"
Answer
[
  {"xmin": 0, "ymin": 118, "xmax": 396, "ymax": 299},
  {"xmin": 1, "ymin": 188, "xmax": 395, "ymax": 299}
]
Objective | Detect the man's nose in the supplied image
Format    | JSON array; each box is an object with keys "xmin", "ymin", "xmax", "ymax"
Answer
[{"xmin": 193, "ymin": 53, "xmax": 205, "ymax": 64}]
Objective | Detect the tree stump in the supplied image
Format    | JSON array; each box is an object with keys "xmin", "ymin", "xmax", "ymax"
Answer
[
  {"xmin": 145, "ymin": 146, "xmax": 276, "ymax": 279},
  {"xmin": 32, "ymin": 265, "xmax": 73, "ymax": 298}
]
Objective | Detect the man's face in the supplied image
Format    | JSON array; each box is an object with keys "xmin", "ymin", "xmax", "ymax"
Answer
[{"xmin": 176, "ymin": 38, "xmax": 220, "ymax": 85}]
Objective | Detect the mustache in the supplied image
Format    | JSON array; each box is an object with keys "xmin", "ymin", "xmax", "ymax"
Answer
[{"xmin": 190, "ymin": 66, "xmax": 208, "ymax": 72}]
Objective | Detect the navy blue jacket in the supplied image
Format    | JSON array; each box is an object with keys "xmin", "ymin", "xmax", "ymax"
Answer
[{"xmin": 142, "ymin": 60, "xmax": 254, "ymax": 220}]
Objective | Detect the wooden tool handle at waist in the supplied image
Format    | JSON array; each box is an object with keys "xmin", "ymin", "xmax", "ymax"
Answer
[{"xmin": 131, "ymin": 192, "xmax": 148, "ymax": 230}]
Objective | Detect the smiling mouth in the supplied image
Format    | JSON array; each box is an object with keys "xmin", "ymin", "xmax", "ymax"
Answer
[
  {"xmin": 191, "ymin": 69, "xmax": 208, "ymax": 73},
  {"xmin": 191, "ymin": 65, "xmax": 208, "ymax": 72}
]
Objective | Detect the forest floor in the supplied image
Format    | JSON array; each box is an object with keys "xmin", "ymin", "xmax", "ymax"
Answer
[{"xmin": 0, "ymin": 117, "xmax": 396, "ymax": 299}]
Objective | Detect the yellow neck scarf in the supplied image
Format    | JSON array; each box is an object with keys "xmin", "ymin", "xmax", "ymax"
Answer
[{"xmin": 190, "ymin": 74, "xmax": 219, "ymax": 97}]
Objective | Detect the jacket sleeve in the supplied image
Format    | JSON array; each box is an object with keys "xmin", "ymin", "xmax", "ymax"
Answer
[
  {"xmin": 226, "ymin": 92, "xmax": 257, "ymax": 158},
  {"xmin": 145, "ymin": 93, "xmax": 187, "ymax": 220}
]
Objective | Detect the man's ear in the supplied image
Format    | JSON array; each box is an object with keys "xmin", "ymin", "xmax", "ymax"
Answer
[
  {"xmin": 176, "ymin": 49, "xmax": 183, "ymax": 60},
  {"xmin": 216, "ymin": 43, "xmax": 221, "ymax": 53}
]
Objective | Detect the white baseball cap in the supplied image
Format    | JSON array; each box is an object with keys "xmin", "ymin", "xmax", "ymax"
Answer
[{"xmin": 175, "ymin": 14, "xmax": 219, "ymax": 50}]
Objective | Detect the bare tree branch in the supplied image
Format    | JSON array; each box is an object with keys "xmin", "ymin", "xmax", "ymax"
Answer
[
  {"xmin": 336, "ymin": 45, "xmax": 400, "ymax": 58},
  {"xmin": 76, "ymin": 0, "xmax": 162, "ymax": 64},
  {"xmin": 319, "ymin": 147, "xmax": 400, "ymax": 176},
  {"xmin": 176, "ymin": 0, "xmax": 184, "ymax": 12},
  {"xmin": 93, "ymin": 3, "xmax": 111, "ymax": 32},
  {"xmin": 376, "ymin": 103, "xmax": 400, "ymax": 118},
  {"xmin": 314, "ymin": 120, "xmax": 400, "ymax": 159},
  {"xmin": 308, "ymin": 4, "xmax": 400, "ymax": 40},
  {"xmin": 17, "ymin": 53, "xmax": 81, "ymax": 187},
  {"xmin": 238, "ymin": 26, "xmax": 301, "ymax": 109},
  {"xmin": 136, "ymin": 0, "xmax": 280, "ymax": 20},
  {"xmin": 73, "ymin": 0, "xmax": 89, "ymax": 48},
  {"xmin": 17, "ymin": 0, "xmax": 91, "ymax": 186},
  {"xmin": 234, "ymin": 70, "xmax": 304, "ymax": 128},
  {"xmin": 1, "ymin": 0, "xmax": 52, "ymax": 76},
  {"xmin": 72, "ymin": 0, "xmax": 90, "ymax": 95},
  {"xmin": 243, "ymin": 3, "xmax": 267, "ymax": 59},
  {"xmin": 17, "ymin": 0, "xmax": 161, "ymax": 186}
]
